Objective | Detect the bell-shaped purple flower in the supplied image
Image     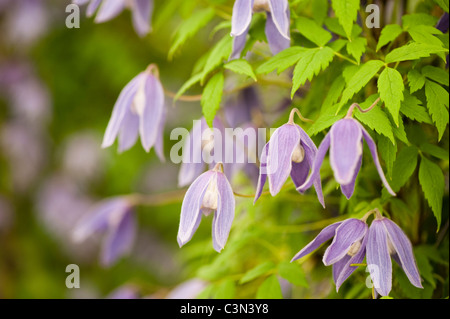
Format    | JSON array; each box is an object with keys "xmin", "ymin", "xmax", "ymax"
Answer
[
  {"xmin": 177, "ymin": 163, "xmax": 235, "ymax": 252},
  {"xmin": 291, "ymin": 218, "xmax": 368, "ymax": 291},
  {"xmin": 101, "ymin": 64, "xmax": 166, "ymax": 160},
  {"xmin": 298, "ymin": 118, "xmax": 395, "ymax": 199},
  {"xmin": 72, "ymin": 197, "xmax": 136, "ymax": 266},
  {"xmin": 254, "ymin": 117, "xmax": 324, "ymax": 207},
  {"xmin": 73, "ymin": 0, "xmax": 153, "ymax": 36},
  {"xmin": 366, "ymin": 215, "xmax": 423, "ymax": 297},
  {"xmin": 230, "ymin": 0, "xmax": 290, "ymax": 59}
]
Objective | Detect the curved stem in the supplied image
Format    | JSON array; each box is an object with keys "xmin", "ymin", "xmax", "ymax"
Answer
[
  {"xmin": 288, "ymin": 107, "xmax": 314, "ymax": 124},
  {"xmin": 345, "ymin": 97, "xmax": 381, "ymax": 118}
]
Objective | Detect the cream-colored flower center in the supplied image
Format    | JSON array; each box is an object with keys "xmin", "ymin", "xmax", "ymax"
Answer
[
  {"xmin": 347, "ymin": 240, "xmax": 362, "ymax": 257},
  {"xmin": 201, "ymin": 175, "xmax": 218, "ymax": 215},
  {"xmin": 291, "ymin": 144, "xmax": 305, "ymax": 163},
  {"xmin": 253, "ymin": 0, "xmax": 270, "ymax": 12}
]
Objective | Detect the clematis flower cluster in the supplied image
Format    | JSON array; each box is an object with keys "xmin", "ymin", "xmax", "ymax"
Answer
[{"xmin": 291, "ymin": 209, "xmax": 423, "ymax": 297}]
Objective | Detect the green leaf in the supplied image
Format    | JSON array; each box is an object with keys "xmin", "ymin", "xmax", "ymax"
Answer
[
  {"xmin": 174, "ymin": 73, "xmax": 202, "ymax": 101},
  {"xmin": 346, "ymin": 37, "xmax": 367, "ymax": 63},
  {"xmin": 277, "ymin": 261, "xmax": 308, "ymax": 287},
  {"xmin": 419, "ymin": 143, "xmax": 449, "ymax": 161},
  {"xmin": 434, "ymin": 0, "xmax": 449, "ymax": 12},
  {"xmin": 377, "ymin": 67, "xmax": 404, "ymax": 126},
  {"xmin": 424, "ymin": 80, "xmax": 449, "ymax": 140},
  {"xmin": 324, "ymin": 17, "xmax": 346, "ymax": 38},
  {"xmin": 376, "ymin": 24, "xmax": 403, "ymax": 51},
  {"xmin": 168, "ymin": 8, "xmax": 215, "ymax": 59},
  {"xmin": 255, "ymin": 275, "xmax": 283, "ymax": 299},
  {"xmin": 338, "ymin": 60, "xmax": 384, "ymax": 111},
  {"xmin": 224, "ymin": 59, "xmax": 257, "ymax": 81},
  {"xmin": 385, "ymin": 43, "xmax": 448, "ymax": 64},
  {"xmin": 307, "ymin": 111, "xmax": 345, "ymax": 136},
  {"xmin": 256, "ymin": 46, "xmax": 306, "ymax": 75},
  {"xmin": 331, "ymin": 0, "xmax": 360, "ymax": 39},
  {"xmin": 400, "ymin": 91, "xmax": 432, "ymax": 124},
  {"xmin": 407, "ymin": 69, "xmax": 426, "ymax": 93},
  {"xmin": 239, "ymin": 262, "xmax": 276, "ymax": 284},
  {"xmin": 378, "ymin": 135, "xmax": 397, "ymax": 179},
  {"xmin": 421, "ymin": 66, "xmax": 449, "ymax": 86},
  {"xmin": 311, "ymin": 0, "xmax": 329, "ymax": 25},
  {"xmin": 214, "ymin": 279, "xmax": 236, "ymax": 299},
  {"xmin": 201, "ymin": 71, "xmax": 224, "ymax": 127},
  {"xmin": 201, "ymin": 35, "xmax": 232, "ymax": 84},
  {"xmin": 295, "ymin": 16, "xmax": 332, "ymax": 47},
  {"xmin": 407, "ymin": 25, "xmax": 444, "ymax": 48},
  {"xmin": 402, "ymin": 13, "xmax": 439, "ymax": 29},
  {"xmin": 419, "ymin": 156, "xmax": 445, "ymax": 230},
  {"xmin": 291, "ymin": 47, "xmax": 334, "ymax": 98},
  {"xmin": 389, "ymin": 146, "xmax": 419, "ymax": 192}
]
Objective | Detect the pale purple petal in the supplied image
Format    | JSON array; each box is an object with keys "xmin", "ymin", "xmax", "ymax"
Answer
[
  {"xmin": 254, "ymin": 142, "xmax": 269, "ymax": 203},
  {"xmin": 267, "ymin": 124, "xmax": 300, "ymax": 195},
  {"xmin": 358, "ymin": 122, "xmax": 396, "ymax": 196},
  {"xmin": 101, "ymin": 210, "xmax": 136, "ymax": 266},
  {"xmin": 154, "ymin": 106, "xmax": 166, "ymax": 162},
  {"xmin": 340, "ymin": 155, "xmax": 362, "ymax": 199},
  {"xmin": 230, "ymin": 0, "xmax": 254, "ymax": 36},
  {"xmin": 367, "ymin": 219, "xmax": 392, "ymax": 297},
  {"xmin": 268, "ymin": 0, "xmax": 290, "ymax": 39},
  {"xmin": 265, "ymin": 12, "xmax": 290, "ymax": 55},
  {"xmin": 95, "ymin": 0, "xmax": 125, "ymax": 23},
  {"xmin": 177, "ymin": 171, "xmax": 214, "ymax": 247},
  {"xmin": 330, "ymin": 118, "xmax": 363, "ymax": 185},
  {"xmin": 212, "ymin": 172, "xmax": 235, "ymax": 252},
  {"xmin": 102, "ymin": 73, "xmax": 144, "ymax": 149},
  {"xmin": 230, "ymin": 29, "xmax": 249, "ymax": 60},
  {"xmin": 290, "ymin": 161, "xmax": 309, "ymax": 192},
  {"xmin": 107, "ymin": 286, "xmax": 138, "ymax": 299},
  {"xmin": 118, "ymin": 108, "xmax": 139, "ymax": 153},
  {"xmin": 381, "ymin": 218, "xmax": 423, "ymax": 288},
  {"xmin": 86, "ymin": 0, "xmax": 101, "ymax": 17},
  {"xmin": 291, "ymin": 221, "xmax": 342, "ymax": 262},
  {"xmin": 131, "ymin": 0, "xmax": 153, "ymax": 37},
  {"xmin": 323, "ymin": 218, "xmax": 367, "ymax": 265}
]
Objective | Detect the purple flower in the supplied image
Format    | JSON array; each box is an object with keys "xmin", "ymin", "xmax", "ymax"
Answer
[
  {"xmin": 230, "ymin": 0, "xmax": 290, "ymax": 59},
  {"xmin": 291, "ymin": 218, "xmax": 368, "ymax": 291},
  {"xmin": 224, "ymin": 87, "xmax": 261, "ymax": 128},
  {"xmin": 298, "ymin": 117, "xmax": 395, "ymax": 199},
  {"xmin": 101, "ymin": 64, "xmax": 166, "ymax": 160},
  {"xmin": 254, "ymin": 112, "xmax": 324, "ymax": 207},
  {"xmin": 73, "ymin": 0, "xmax": 153, "ymax": 36},
  {"xmin": 73, "ymin": 197, "xmax": 136, "ymax": 266},
  {"xmin": 366, "ymin": 215, "xmax": 423, "ymax": 297},
  {"xmin": 177, "ymin": 163, "xmax": 235, "ymax": 252}
]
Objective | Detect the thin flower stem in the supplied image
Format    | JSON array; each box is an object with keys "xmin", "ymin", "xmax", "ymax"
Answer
[
  {"xmin": 345, "ymin": 97, "xmax": 381, "ymax": 118},
  {"xmin": 288, "ymin": 108, "xmax": 314, "ymax": 124},
  {"xmin": 126, "ymin": 189, "xmax": 187, "ymax": 206},
  {"xmin": 350, "ymin": 263, "xmax": 367, "ymax": 267},
  {"xmin": 333, "ymin": 51, "xmax": 359, "ymax": 65},
  {"xmin": 265, "ymin": 216, "xmax": 345, "ymax": 233}
]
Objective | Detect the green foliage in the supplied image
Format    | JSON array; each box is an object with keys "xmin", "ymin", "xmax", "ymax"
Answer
[
  {"xmin": 377, "ymin": 67, "xmax": 405, "ymax": 126},
  {"xmin": 201, "ymin": 71, "xmax": 225, "ymax": 126}
]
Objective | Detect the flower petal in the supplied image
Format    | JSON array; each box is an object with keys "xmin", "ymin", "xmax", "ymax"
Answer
[
  {"xmin": 330, "ymin": 118, "xmax": 363, "ymax": 185},
  {"xmin": 86, "ymin": 0, "xmax": 102, "ymax": 17},
  {"xmin": 154, "ymin": 105, "xmax": 166, "ymax": 162},
  {"xmin": 254, "ymin": 142, "xmax": 269, "ymax": 203},
  {"xmin": 95, "ymin": 0, "xmax": 125, "ymax": 23},
  {"xmin": 323, "ymin": 218, "xmax": 367, "ymax": 265},
  {"xmin": 340, "ymin": 155, "xmax": 362, "ymax": 199},
  {"xmin": 381, "ymin": 218, "xmax": 423, "ymax": 288},
  {"xmin": 177, "ymin": 171, "xmax": 214, "ymax": 247},
  {"xmin": 212, "ymin": 172, "xmax": 235, "ymax": 252},
  {"xmin": 267, "ymin": 124, "xmax": 300, "ymax": 195},
  {"xmin": 366, "ymin": 219, "xmax": 392, "ymax": 297},
  {"xmin": 230, "ymin": 0, "xmax": 254, "ymax": 36},
  {"xmin": 268, "ymin": 0, "xmax": 290, "ymax": 40},
  {"xmin": 265, "ymin": 12, "xmax": 291, "ymax": 55},
  {"xmin": 131, "ymin": 0, "xmax": 153, "ymax": 36},
  {"xmin": 291, "ymin": 221, "xmax": 342, "ymax": 262},
  {"xmin": 358, "ymin": 122, "xmax": 396, "ymax": 196},
  {"xmin": 118, "ymin": 108, "xmax": 139, "ymax": 153},
  {"xmin": 230, "ymin": 29, "xmax": 249, "ymax": 60}
]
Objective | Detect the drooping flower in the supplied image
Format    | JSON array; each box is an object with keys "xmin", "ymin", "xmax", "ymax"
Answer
[
  {"xmin": 102, "ymin": 64, "xmax": 166, "ymax": 160},
  {"xmin": 230, "ymin": 0, "xmax": 290, "ymax": 60},
  {"xmin": 254, "ymin": 108, "xmax": 324, "ymax": 207},
  {"xmin": 73, "ymin": 0, "xmax": 153, "ymax": 37},
  {"xmin": 298, "ymin": 116, "xmax": 395, "ymax": 199},
  {"xmin": 72, "ymin": 197, "xmax": 136, "ymax": 266},
  {"xmin": 366, "ymin": 212, "xmax": 423, "ymax": 297},
  {"xmin": 291, "ymin": 218, "xmax": 368, "ymax": 291},
  {"xmin": 177, "ymin": 163, "xmax": 235, "ymax": 252}
]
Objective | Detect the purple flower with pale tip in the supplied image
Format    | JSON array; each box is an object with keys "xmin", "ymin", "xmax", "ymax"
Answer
[
  {"xmin": 177, "ymin": 163, "xmax": 235, "ymax": 252},
  {"xmin": 230, "ymin": 0, "xmax": 290, "ymax": 59},
  {"xmin": 73, "ymin": 0, "xmax": 153, "ymax": 37},
  {"xmin": 298, "ymin": 117, "xmax": 395, "ymax": 199},
  {"xmin": 366, "ymin": 215, "xmax": 423, "ymax": 297},
  {"xmin": 254, "ymin": 113, "xmax": 324, "ymax": 207},
  {"xmin": 291, "ymin": 218, "xmax": 368, "ymax": 291},
  {"xmin": 101, "ymin": 64, "xmax": 166, "ymax": 160},
  {"xmin": 72, "ymin": 197, "xmax": 136, "ymax": 266}
]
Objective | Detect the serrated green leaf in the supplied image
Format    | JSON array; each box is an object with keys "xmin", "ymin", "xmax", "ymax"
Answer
[
  {"xmin": 434, "ymin": 0, "xmax": 449, "ymax": 12},
  {"xmin": 224, "ymin": 59, "xmax": 256, "ymax": 81},
  {"xmin": 324, "ymin": 17, "xmax": 347, "ymax": 38},
  {"xmin": 214, "ymin": 279, "xmax": 236, "ymax": 299},
  {"xmin": 201, "ymin": 35, "xmax": 232, "ymax": 84},
  {"xmin": 307, "ymin": 111, "xmax": 345, "ymax": 136},
  {"xmin": 278, "ymin": 261, "xmax": 308, "ymax": 287},
  {"xmin": 419, "ymin": 156, "xmax": 445, "ymax": 230},
  {"xmin": 239, "ymin": 262, "xmax": 276, "ymax": 284},
  {"xmin": 419, "ymin": 143, "xmax": 449, "ymax": 161},
  {"xmin": 385, "ymin": 43, "xmax": 448, "ymax": 64},
  {"xmin": 421, "ymin": 66, "xmax": 449, "ymax": 86},
  {"xmin": 291, "ymin": 47, "xmax": 334, "ymax": 98},
  {"xmin": 389, "ymin": 146, "xmax": 419, "ymax": 192},
  {"xmin": 376, "ymin": 24, "xmax": 403, "ymax": 51},
  {"xmin": 378, "ymin": 67, "xmax": 404, "ymax": 126},
  {"xmin": 256, "ymin": 275, "xmax": 283, "ymax": 299},
  {"xmin": 296, "ymin": 16, "xmax": 332, "ymax": 47},
  {"xmin": 256, "ymin": 46, "xmax": 306, "ymax": 75},
  {"xmin": 424, "ymin": 80, "xmax": 449, "ymax": 140},
  {"xmin": 174, "ymin": 73, "xmax": 202, "ymax": 101},
  {"xmin": 378, "ymin": 135, "xmax": 397, "ymax": 178},
  {"xmin": 168, "ymin": 8, "xmax": 215, "ymax": 59},
  {"xmin": 400, "ymin": 91, "xmax": 432, "ymax": 124},
  {"xmin": 346, "ymin": 37, "xmax": 367, "ymax": 63},
  {"xmin": 331, "ymin": 0, "xmax": 360, "ymax": 39},
  {"xmin": 407, "ymin": 69, "xmax": 426, "ymax": 93},
  {"xmin": 311, "ymin": 0, "xmax": 329, "ymax": 25},
  {"xmin": 408, "ymin": 25, "xmax": 444, "ymax": 47},
  {"xmin": 402, "ymin": 13, "xmax": 439, "ymax": 29},
  {"xmin": 201, "ymin": 71, "xmax": 224, "ymax": 127}
]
